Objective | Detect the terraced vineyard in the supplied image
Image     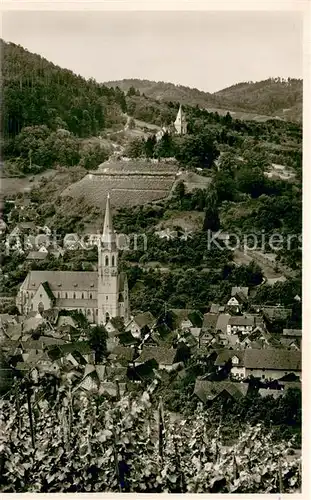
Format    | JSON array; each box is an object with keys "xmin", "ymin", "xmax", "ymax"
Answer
[{"xmin": 61, "ymin": 160, "xmax": 179, "ymax": 209}]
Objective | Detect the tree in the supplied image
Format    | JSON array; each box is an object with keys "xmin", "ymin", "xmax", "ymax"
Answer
[
  {"xmin": 87, "ymin": 325, "xmax": 108, "ymax": 363},
  {"xmin": 218, "ymin": 152, "xmax": 238, "ymax": 177},
  {"xmin": 175, "ymin": 132, "xmax": 219, "ymax": 169},
  {"xmin": 203, "ymin": 186, "xmax": 220, "ymax": 232},
  {"xmin": 236, "ymin": 166, "xmax": 266, "ymax": 198},
  {"xmin": 127, "ymin": 86, "xmax": 137, "ymax": 97},
  {"xmin": 154, "ymin": 132, "xmax": 175, "ymax": 158},
  {"xmin": 144, "ymin": 135, "xmax": 156, "ymax": 158},
  {"xmin": 213, "ymin": 173, "xmax": 237, "ymax": 203},
  {"xmin": 124, "ymin": 138, "xmax": 145, "ymax": 158}
]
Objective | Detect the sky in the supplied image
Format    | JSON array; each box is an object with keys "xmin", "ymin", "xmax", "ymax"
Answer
[{"xmin": 2, "ymin": 10, "xmax": 303, "ymax": 93}]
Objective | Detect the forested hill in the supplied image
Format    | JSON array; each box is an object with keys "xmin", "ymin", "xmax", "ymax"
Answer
[
  {"xmin": 215, "ymin": 79, "xmax": 302, "ymax": 123},
  {"xmin": 105, "ymin": 78, "xmax": 302, "ymax": 123},
  {"xmin": 1, "ymin": 39, "xmax": 127, "ymax": 138}
]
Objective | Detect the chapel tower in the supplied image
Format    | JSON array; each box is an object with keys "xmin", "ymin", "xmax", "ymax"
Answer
[
  {"xmin": 174, "ymin": 104, "xmax": 187, "ymax": 135},
  {"xmin": 97, "ymin": 194, "xmax": 120, "ymax": 324}
]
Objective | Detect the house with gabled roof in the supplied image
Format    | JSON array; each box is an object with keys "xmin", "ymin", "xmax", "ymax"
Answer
[
  {"xmin": 106, "ymin": 317, "xmax": 125, "ymax": 336},
  {"xmin": 215, "ymin": 313, "xmax": 231, "ymax": 334},
  {"xmin": 202, "ymin": 313, "xmax": 218, "ymax": 332},
  {"xmin": 5, "ymin": 323, "xmax": 23, "ymax": 341},
  {"xmin": 134, "ymin": 346, "xmax": 180, "ymax": 372},
  {"xmin": 227, "ymin": 287, "xmax": 249, "ymax": 312},
  {"xmin": 140, "ymin": 331, "xmax": 161, "ymax": 347},
  {"xmin": 75, "ymin": 363, "xmax": 127, "ymax": 395},
  {"xmin": 108, "ymin": 346, "xmax": 136, "ymax": 366},
  {"xmin": 47, "ymin": 341, "xmax": 92, "ymax": 366},
  {"xmin": 118, "ymin": 330, "xmax": 140, "ymax": 347},
  {"xmin": 227, "ymin": 315, "xmax": 255, "ymax": 335},
  {"xmin": 26, "ymin": 249, "xmax": 49, "ymax": 262},
  {"xmin": 194, "ymin": 379, "xmax": 249, "ymax": 404},
  {"xmin": 244, "ymin": 349, "xmax": 301, "ymax": 381},
  {"xmin": 125, "ymin": 311, "xmax": 155, "ymax": 338},
  {"xmin": 170, "ymin": 309, "xmax": 203, "ymax": 331},
  {"xmin": 214, "ymin": 349, "xmax": 246, "ymax": 379}
]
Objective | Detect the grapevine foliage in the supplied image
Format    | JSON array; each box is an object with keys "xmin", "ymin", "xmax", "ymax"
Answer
[{"xmin": 0, "ymin": 380, "xmax": 301, "ymax": 493}]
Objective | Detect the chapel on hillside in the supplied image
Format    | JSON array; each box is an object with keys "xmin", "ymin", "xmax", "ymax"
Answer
[
  {"xmin": 16, "ymin": 195, "xmax": 129, "ymax": 325},
  {"xmin": 156, "ymin": 104, "xmax": 188, "ymax": 141}
]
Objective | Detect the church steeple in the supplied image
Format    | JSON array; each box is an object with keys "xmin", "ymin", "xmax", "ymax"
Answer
[
  {"xmin": 174, "ymin": 104, "xmax": 187, "ymax": 135},
  {"xmin": 102, "ymin": 193, "xmax": 116, "ymax": 247}
]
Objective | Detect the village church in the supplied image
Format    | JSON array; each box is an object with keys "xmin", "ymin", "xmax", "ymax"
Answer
[{"xmin": 16, "ymin": 195, "xmax": 129, "ymax": 325}]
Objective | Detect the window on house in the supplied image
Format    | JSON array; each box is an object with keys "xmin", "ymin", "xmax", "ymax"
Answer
[
  {"xmin": 87, "ymin": 309, "xmax": 91, "ymax": 315},
  {"xmin": 65, "ymin": 293, "xmax": 68, "ymax": 299},
  {"xmin": 106, "ymin": 296, "xmax": 108, "ymax": 300},
  {"xmin": 82, "ymin": 293, "xmax": 84, "ymax": 299},
  {"xmin": 262, "ymin": 374, "xmax": 265, "ymax": 379},
  {"xmin": 105, "ymin": 256, "xmax": 109, "ymax": 266},
  {"xmin": 58, "ymin": 292, "xmax": 60, "ymax": 298},
  {"xmin": 90, "ymin": 293, "xmax": 92, "ymax": 299},
  {"xmin": 73, "ymin": 293, "xmax": 76, "ymax": 299},
  {"xmin": 112, "ymin": 255, "xmax": 115, "ymax": 266}
]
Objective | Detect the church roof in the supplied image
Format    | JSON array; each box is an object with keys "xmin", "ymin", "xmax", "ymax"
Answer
[
  {"xmin": 21, "ymin": 268, "xmax": 126, "ymax": 298},
  {"xmin": 21, "ymin": 270, "xmax": 98, "ymax": 291}
]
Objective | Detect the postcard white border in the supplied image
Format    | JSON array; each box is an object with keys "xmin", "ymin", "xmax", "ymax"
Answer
[{"xmin": 0, "ymin": 0, "xmax": 310, "ymax": 499}]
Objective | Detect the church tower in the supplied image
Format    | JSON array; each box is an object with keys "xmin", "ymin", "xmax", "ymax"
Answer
[
  {"xmin": 97, "ymin": 194, "xmax": 120, "ymax": 325},
  {"xmin": 174, "ymin": 104, "xmax": 187, "ymax": 135}
]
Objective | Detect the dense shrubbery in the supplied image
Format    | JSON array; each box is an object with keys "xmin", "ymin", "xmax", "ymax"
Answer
[{"xmin": 0, "ymin": 379, "xmax": 301, "ymax": 493}]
